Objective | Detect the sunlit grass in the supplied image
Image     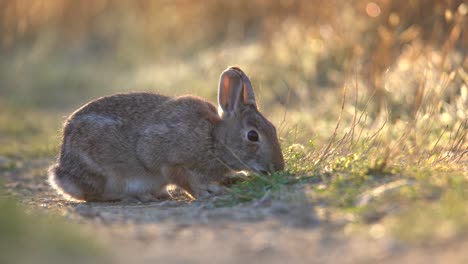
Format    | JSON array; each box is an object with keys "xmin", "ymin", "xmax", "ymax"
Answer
[{"xmin": 216, "ymin": 72, "xmax": 466, "ymax": 241}]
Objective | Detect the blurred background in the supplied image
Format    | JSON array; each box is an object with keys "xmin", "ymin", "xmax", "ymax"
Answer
[
  {"xmin": 0, "ymin": 1, "xmax": 467, "ymax": 263},
  {"xmin": 0, "ymin": 0, "xmax": 466, "ymax": 116}
]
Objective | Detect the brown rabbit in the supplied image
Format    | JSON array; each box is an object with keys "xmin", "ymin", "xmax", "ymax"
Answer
[{"xmin": 48, "ymin": 66, "xmax": 284, "ymax": 202}]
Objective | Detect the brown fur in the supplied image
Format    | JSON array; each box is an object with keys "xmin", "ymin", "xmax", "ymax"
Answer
[{"xmin": 48, "ymin": 67, "xmax": 284, "ymax": 202}]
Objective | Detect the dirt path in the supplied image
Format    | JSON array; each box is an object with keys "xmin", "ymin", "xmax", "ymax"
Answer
[{"xmin": 3, "ymin": 158, "xmax": 468, "ymax": 264}]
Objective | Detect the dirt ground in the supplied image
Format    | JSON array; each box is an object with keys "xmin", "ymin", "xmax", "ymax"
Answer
[{"xmin": 3, "ymin": 157, "xmax": 468, "ymax": 264}]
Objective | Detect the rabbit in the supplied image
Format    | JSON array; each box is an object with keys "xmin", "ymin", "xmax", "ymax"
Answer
[{"xmin": 48, "ymin": 66, "xmax": 285, "ymax": 202}]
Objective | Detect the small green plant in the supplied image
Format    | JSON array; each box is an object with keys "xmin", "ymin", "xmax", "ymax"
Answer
[{"xmin": 215, "ymin": 171, "xmax": 292, "ymax": 206}]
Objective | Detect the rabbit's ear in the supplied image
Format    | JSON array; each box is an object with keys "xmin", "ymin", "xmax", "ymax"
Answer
[
  {"xmin": 218, "ymin": 67, "xmax": 257, "ymax": 115},
  {"xmin": 234, "ymin": 67, "xmax": 257, "ymax": 107}
]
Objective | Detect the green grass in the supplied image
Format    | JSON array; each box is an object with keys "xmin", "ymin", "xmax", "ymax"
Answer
[
  {"xmin": 215, "ymin": 172, "xmax": 292, "ymax": 206},
  {"xmin": 391, "ymin": 185, "xmax": 468, "ymax": 244},
  {"xmin": 0, "ymin": 194, "xmax": 107, "ymax": 264},
  {"xmin": 0, "ymin": 103, "xmax": 62, "ymax": 158},
  {"xmin": 217, "ymin": 108, "xmax": 467, "ymax": 242}
]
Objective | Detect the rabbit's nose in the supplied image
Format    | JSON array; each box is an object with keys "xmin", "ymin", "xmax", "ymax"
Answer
[
  {"xmin": 271, "ymin": 158, "xmax": 285, "ymax": 172},
  {"xmin": 269, "ymin": 161, "xmax": 284, "ymax": 172},
  {"xmin": 271, "ymin": 145, "xmax": 285, "ymax": 172}
]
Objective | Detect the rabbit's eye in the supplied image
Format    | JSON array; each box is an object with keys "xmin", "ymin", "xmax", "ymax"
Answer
[{"xmin": 247, "ymin": 130, "xmax": 259, "ymax": 142}]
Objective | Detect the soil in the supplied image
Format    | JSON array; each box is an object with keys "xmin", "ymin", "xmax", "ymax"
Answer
[{"xmin": 3, "ymin": 158, "xmax": 468, "ymax": 264}]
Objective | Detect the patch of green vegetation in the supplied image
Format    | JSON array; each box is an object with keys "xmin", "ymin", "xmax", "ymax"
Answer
[
  {"xmin": 217, "ymin": 115, "xmax": 467, "ymax": 241},
  {"xmin": 215, "ymin": 172, "xmax": 292, "ymax": 206},
  {"xmin": 390, "ymin": 179, "xmax": 468, "ymax": 244},
  {"xmin": 0, "ymin": 104, "xmax": 62, "ymax": 158},
  {"xmin": 0, "ymin": 195, "xmax": 108, "ymax": 264}
]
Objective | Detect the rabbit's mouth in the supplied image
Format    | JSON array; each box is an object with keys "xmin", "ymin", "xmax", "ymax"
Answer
[
  {"xmin": 250, "ymin": 164, "xmax": 269, "ymax": 175},
  {"xmin": 252, "ymin": 169, "xmax": 269, "ymax": 175}
]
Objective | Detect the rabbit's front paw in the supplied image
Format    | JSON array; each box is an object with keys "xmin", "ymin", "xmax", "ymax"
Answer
[
  {"xmin": 192, "ymin": 183, "xmax": 225, "ymax": 199},
  {"xmin": 207, "ymin": 183, "xmax": 224, "ymax": 195},
  {"xmin": 121, "ymin": 193, "xmax": 158, "ymax": 204},
  {"xmin": 221, "ymin": 172, "xmax": 247, "ymax": 186}
]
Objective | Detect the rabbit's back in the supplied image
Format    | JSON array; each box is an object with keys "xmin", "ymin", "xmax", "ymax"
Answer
[
  {"xmin": 69, "ymin": 92, "xmax": 170, "ymax": 124},
  {"xmin": 136, "ymin": 96, "xmax": 224, "ymax": 175}
]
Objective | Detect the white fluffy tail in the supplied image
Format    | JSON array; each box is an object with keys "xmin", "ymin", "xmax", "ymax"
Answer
[{"xmin": 48, "ymin": 164, "xmax": 83, "ymax": 201}]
